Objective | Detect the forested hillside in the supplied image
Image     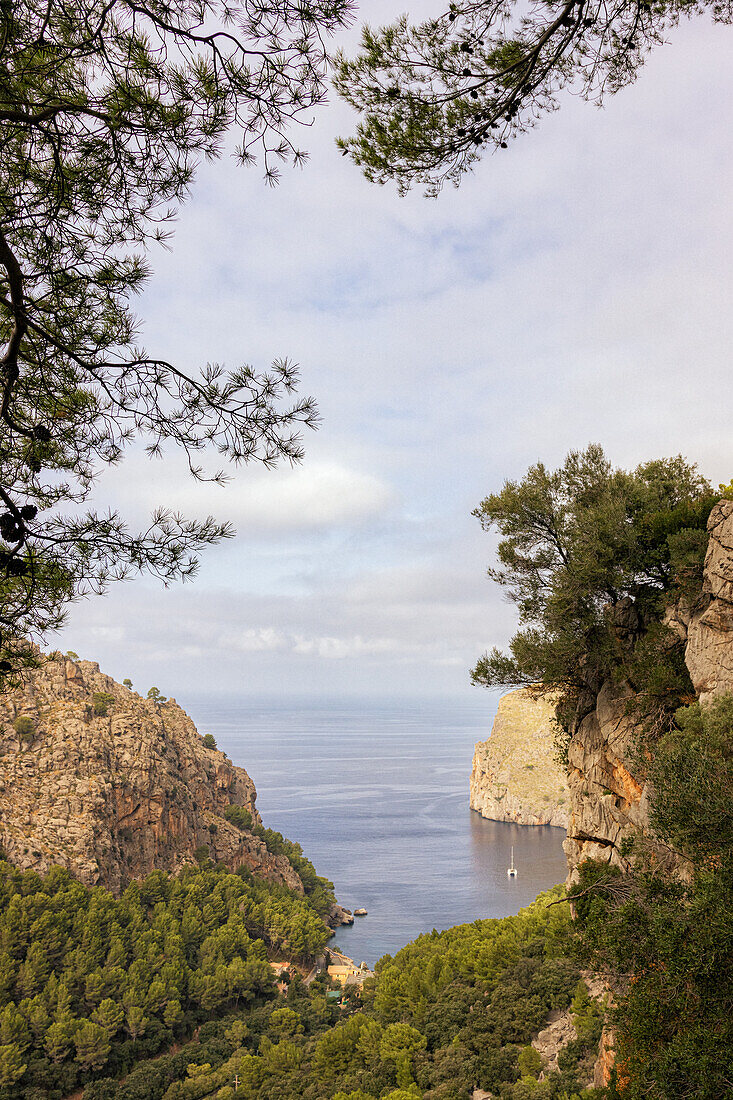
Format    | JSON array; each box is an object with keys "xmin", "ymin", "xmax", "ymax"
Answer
[
  {"xmin": 0, "ymin": 861, "xmax": 608, "ymax": 1100},
  {"xmin": 1, "ymin": 449, "xmax": 731, "ymax": 1100},
  {"xmin": 0, "ymin": 858, "xmax": 333, "ymax": 1098},
  {"xmin": 472, "ymin": 449, "xmax": 733, "ymax": 1098}
]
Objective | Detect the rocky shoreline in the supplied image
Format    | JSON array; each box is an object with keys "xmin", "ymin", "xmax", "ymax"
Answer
[{"xmin": 470, "ymin": 688, "xmax": 570, "ymax": 828}]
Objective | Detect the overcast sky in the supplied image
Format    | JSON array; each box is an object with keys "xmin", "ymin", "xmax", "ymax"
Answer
[{"xmin": 56, "ymin": 8, "xmax": 732, "ymax": 704}]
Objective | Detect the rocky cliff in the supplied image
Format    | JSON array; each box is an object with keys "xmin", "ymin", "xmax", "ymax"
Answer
[
  {"xmin": 470, "ymin": 689, "xmax": 570, "ymax": 827},
  {"xmin": 564, "ymin": 498, "xmax": 733, "ymax": 883},
  {"xmin": 0, "ymin": 652, "xmax": 304, "ymax": 895}
]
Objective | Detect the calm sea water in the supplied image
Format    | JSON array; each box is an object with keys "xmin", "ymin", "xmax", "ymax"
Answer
[{"xmin": 185, "ymin": 696, "xmax": 568, "ymax": 967}]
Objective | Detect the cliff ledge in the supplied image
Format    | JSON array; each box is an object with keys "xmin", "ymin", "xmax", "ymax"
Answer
[
  {"xmin": 470, "ymin": 688, "xmax": 569, "ymax": 828},
  {"xmin": 0, "ymin": 653, "xmax": 303, "ymax": 895}
]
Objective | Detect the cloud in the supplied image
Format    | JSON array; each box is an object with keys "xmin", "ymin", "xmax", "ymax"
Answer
[
  {"xmin": 291, "ymin": 635, "xmax": 399, "ymax": 659},
  {"xmin": 50, "ymin": 18, "xmax": 733, "ymax": 701},
  {"xmin": 220, "ymin": 628, "xmax": 288, "ymax": 653},
  {"xmin": 99, "ymin": 456, "xmax": 397, "ymax": 536},
  {"xmin": 53, "ymin": 547, "xmax": 510, "ymax": 700}
]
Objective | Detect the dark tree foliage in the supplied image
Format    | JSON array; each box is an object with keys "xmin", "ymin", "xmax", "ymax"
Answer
[
  {"xmin": 570, "ymin": 694, "xmax": 733, "ymax": 1099},
  {"xmin": 649, "ymin": 694, "xmax": 733, "ymax": 866},
  {"xmin": 0, "ymin": 858, "xmax": 332, "ymax": 1098},
  {"xmin": 470, "ymin": 445, "xmax": 717, "ymax": 739},
  {"xmin": 131, "ymin": 888, "xmax": 600, "ymax": 1100},
  {"xmin": 251, "ymin": 827, "xmax": 337, "ymax": 917},
  {"xmin": 0, "ymin": 0, "xmax": 353, "ymax": 681},
  {"xmin": 335, "ymin": 0, "xmax": 732, "ymax": 195}
]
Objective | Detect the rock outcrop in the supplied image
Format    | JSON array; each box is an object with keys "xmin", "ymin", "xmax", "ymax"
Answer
[
  {"xmin": 684, "ymin": 499, "xmax": 733, "ymax": 704},
  {"xmin": 564, "ymin": 499, "xmax": 733, "ymax": 882},
  {"xmin": 532, "ymin": 972, "xmax": 607, "ymax": 1083},
  {"xmin": 470, "ymin": 689, "xmax": 569, "ymax": 828},
  {"xmin": 0, "ymin": 653, "xmax": 303, "ymax": 895}
]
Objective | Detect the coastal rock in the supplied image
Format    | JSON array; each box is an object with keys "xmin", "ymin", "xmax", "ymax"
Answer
[
  {"xmin": 0, "ymin": 652, "xmax": 302, "ymax": 894},
  {"xmin": 532, "ymin": 972, "xmax": 607, "ymax": 1083},
  {"xmin": 563, "ymin": 680, "xmax": 649, "ymax": 879},
  {"xmin": 564, "ymin": 500, "xmax": 733, "ymax": 883},
  {"xmin": 470, "ymin": 689, "xmax": 569, "ymax": 828},
  {"xmin": 685, "ymin": 499, "xmax": 733, "ymax": 703},
  {"xmin": 594, "ymin": 1023, "xmax": 617, "ymax": 1090}
]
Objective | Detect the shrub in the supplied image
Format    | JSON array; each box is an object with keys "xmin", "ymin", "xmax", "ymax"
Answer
[
  {"xmin": 92, "ymin": 692, "xmax": 116, "ymax": 717},
  {"xmin": 122, "ymin": 679, "xmax": 133, "ymax": 689},
  {"xmin": 202, "ymin": 734, "xmax": 217, "ymax": 750},
  {"xmin": 12, "ymin": 715, "xmax": 35, "ymax": 740},
  {"xmin": 83, "ymin": 1081, "xmax": 118, "ymax": 1100},
  {"xmin": 194, "ymin": 846, "xmax": 210, "ymax": 865},
  {"xmin": 223, "ymin": 806, "xmax": 253, "ymax": 832},
  {"xmin": 517, "ymin": 1045, "xmax": 542, "ymax": 1078},
  {"xmin": 650, "ymin": 693, "xmax": 733, "ymax": 860}
]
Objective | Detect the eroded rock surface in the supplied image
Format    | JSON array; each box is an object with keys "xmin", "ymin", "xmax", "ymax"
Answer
[
  {"xmin": 532, "ymin": 973, "xmax": 607, "ymax": 1083},
  {"xmin": 563, "ymin": 679, "xmax": 648, "ymax": 879},
  {"xmin": 470, "ymin": 689, "xmax": 569, "ymax": 828},
  {"xmin": 564, "ymin": 499, "xmax": 733, "ymax": 882},
  {"xmin": 0, "ymin": 653, "xmax": 302, "ymax": 894},
  {"xmin": 686, "ymin": 499, "xmax": 733, "ymax": 703}
]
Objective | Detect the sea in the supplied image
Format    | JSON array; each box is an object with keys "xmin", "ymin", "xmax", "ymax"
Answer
[{"xmin": 185, "ymin": 695, "xmax": 568, "ymax": 968}]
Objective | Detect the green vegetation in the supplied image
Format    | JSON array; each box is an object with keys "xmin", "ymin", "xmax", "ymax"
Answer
[
  {"xmin": 571, "ymin": 693, "xmax": 733, "ymax": 1098},
  {"xmin": 252, "ymin": 828, "xmax": 338, "ymax": 919},
  {"xmin": 223, "ymin": 806, "xmax": 253, "ymax": 832},
  {"xmin": 202, "ymin": 735, "xmax": 217, "ymax": 751},
  {"xmin": 218, "ymin": 810, "xmax": 338, "ymax": 919},
  {"xmin": 470, "ymin": 446, "xmax": 717, "ymax": 746},
  {"xmin": 0, "ymin": 849, "xmax": 610, "ymax": 1100},
  {"xmin": 649, "ymin": 694, "xmax": 733, "ymax": 861},
  {"xmin": 335, "ymin": 0, "xmax": 729, "ymax": 195},
  {"xmin": 11, "ymin": 717, "xmax": 34, "ymax": 741},
  {"xmin": 0, "ymin": 858, "xmax": 333, "ymax": 1098},
  {"xmin": 91, "ymin": 693, "xmax": 116, "ymax": 718},
  {"xmin": 78, "ymin": 887, "xmax": 603, "ymax": 1100},
  {"xmin": 366, "ymin": 888, "xmax": 603, "ymax": 1100}
]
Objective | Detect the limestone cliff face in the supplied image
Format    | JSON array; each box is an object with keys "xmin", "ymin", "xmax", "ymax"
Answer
[
  {"xmin": 684, "ymin": 499, "xmax": 733, "ymax": 704},
  {"xmin": 470, "ymin": 689, "xmax": 569, "ymax": 828},
  {"xmin": 564, "ymin": 499, "xmax": 733, "ymax": 882},
  {"xmin": 0, "ymin": 653, "xmax": 302, "ymax": 895}
]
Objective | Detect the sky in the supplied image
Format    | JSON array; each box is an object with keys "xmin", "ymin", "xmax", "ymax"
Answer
[{"xmin": 56, "ymin": 6, "xmax": 733, "ymax": 704}]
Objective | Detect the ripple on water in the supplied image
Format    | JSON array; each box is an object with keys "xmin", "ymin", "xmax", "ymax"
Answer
[{"xmin": 184, "ymin": 696, "xmax": 568, "ymax": 966}]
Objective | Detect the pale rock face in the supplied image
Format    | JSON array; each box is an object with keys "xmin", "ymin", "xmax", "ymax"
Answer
[
  {"xmin": 563, "ymin": 680, "xmax": 648, "ymax": 880},
  {"xmin": 685, "ymin": 499, "xmax": 733, "ymax": 702},
  {"xmin": 532, "ymin": 971, "xmax": 607, "ymax": 1083},
  {"xmin": 469, "ymin": 689, "xmax": 569, "ymax": 828},
  {"xmin": 0, "ymin": 653, "xmax": 302, "ymax": 894},
  {"xmin": 564, "ymin": 499, "xmax": 733, "ymax": 884}
]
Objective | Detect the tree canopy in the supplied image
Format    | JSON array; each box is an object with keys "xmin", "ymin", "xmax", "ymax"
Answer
[
  {"xmin": 335, "ymin": 0, "xmax": 731, "ymax": 195},
  {"xmin": 0, "ymin": 0, "xmax": 353, "ymax": 679},
  {"xmin": 470, "ymin": 445, "xmax": 718, "ymax": 734},
  {"xmin": 571, "ymin": 693, "xmax": 733, "ymax": 1098}
]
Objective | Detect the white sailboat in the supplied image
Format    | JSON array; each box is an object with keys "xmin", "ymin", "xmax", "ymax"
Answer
[{"xmin": 507, "ymin": 846, "xmax": 517, "ymax": 877}]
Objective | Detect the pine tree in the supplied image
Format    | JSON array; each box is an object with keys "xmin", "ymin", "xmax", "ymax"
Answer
[{"xmin": 74, "ymin": 1020, "xmax": 111, "ymax": 1070}]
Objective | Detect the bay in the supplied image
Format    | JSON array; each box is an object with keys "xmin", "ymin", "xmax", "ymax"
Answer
[{"xmin": 185, "ymin": 695, "xmax": 568, "ymax": 967}]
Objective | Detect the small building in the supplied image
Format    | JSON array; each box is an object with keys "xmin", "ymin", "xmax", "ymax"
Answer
[
  {"xmin": 327, "ymin": 963, "xmax": 356, "ymax": 986},
  {"xmin": 327, "ymin": 960, "xmax": 374, "ymax": 987}
]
